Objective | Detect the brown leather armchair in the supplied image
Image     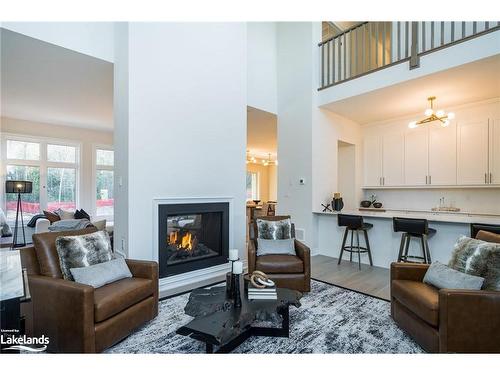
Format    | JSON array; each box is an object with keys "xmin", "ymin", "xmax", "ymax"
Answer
[
  {"xmin": 20, "ymin": 228, "xmax": 158, "ymax": 353},
  {"xmin": 248, "ymin": 216, "xmax": 310, "ymax": 292},
  {"xmin": 391, "ymin": 262, "xmax": 500, "ymax": 353}
]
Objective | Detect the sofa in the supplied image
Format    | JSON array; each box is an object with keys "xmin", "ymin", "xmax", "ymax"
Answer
[
  {"xmin": 390, "ymin": 226, "xmax": 500, "ymax": 353},
  {"xmin": 248, "ymin": 215, "xmax": 311, "ymax": 292},
  {"xmin": 20, "ymin": 228, "xmax": 158, "ymax": 353}
]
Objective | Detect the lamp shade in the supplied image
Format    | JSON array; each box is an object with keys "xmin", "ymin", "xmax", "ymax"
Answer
[{"xmin": 5, "ymin": 180, "xmax": 33, "ymax": 194}]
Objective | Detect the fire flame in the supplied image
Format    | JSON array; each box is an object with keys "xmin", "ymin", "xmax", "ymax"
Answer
[{"xmin": 168, "ymin": 231, "xmax": 194, "ymax": 251}]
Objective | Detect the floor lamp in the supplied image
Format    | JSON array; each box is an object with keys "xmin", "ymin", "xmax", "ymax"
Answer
[{"xmin": 5, "ymin": 180, "xmax": 33, "ymax": 248}]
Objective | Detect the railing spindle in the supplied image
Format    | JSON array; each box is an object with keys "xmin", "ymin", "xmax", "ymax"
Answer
[
  {"xmin": 397, "ymin": 22, "xmax": 401, "ymax": 61},
  {"xmin": 369, "ymin": 23, "xmax": 373, "ymax": 68},
  {"xmin": 376, "ymin": 24, "xmax": 380, "ymax": 66},
  {"xmin": 485, "ymin": 21, "xmax": 489, "ymax": 30},
  {"xmin": 361, "ymin": 24, "xmax": 365, "ymax": 73},
  {"xmin": 327, "ymin": 40, "xmax": 331, "ymax": 85},
  {"xmin": 462, "ymin": 21, "xmax": 466, "ymax": 38},
  {"xmin": 321, "ymin": 44, "xmax": 324, "ymax": 88},
  {"xmin": 422, "ymin": 22, "xmax": 426, "ymax": 52},
  {"xmin": 338, "ymin": 34, "xmax": 342, "ymax": 81},
  {"xmin": 405, "ymin": 22, "xmax": 409, "ymax": 58},
  {"xmin": 344, "ymin": 32, "xmax": 347, "ymax": 80},
  {"xmin": 382, "ymin": 22, "xmax": 386, "ymax": 66},
  {"xmin": 473, "ymin": 21, "xmax": 477, "ymax": 34},
  {"xmin": 451, "ymin": 21, "xmax": 455, "ymax": 42},
  {"xmin": 431, "ymin": 22, "xmax": 435, "ymax": 49},
  {"xmin": 440, "ymin": 22, "xmax": 444, "ymax": 45}
]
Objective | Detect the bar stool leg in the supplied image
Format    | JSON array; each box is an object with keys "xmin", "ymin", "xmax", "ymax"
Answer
[
  {"xmin": 403, "ymin": 234, "xmax": 411, "ymax": 261},
  {"xmin": 420, "ymin": 236, "xmax": 427, "ymax": 264},
  {"xmin": 363, "ymin": 229, "xmax": 373, "ymax": 266},
  {"xmin": 356, "ymin": 230, "xmax": 361, "ymax": 270},
  {"xmin": 397, "ymin": 233, "xmax": 406, "ymax": 262},
  {"xmin": 349, "ymin": 230, "xmax": 354, "ymax": 262},
  {"xmin": 338, "ymin": 227, "xmax": 349, "ymax": 265},
  {"xmin": 423, "ymin": 234, "xmax": 432, "ymax": 264}
]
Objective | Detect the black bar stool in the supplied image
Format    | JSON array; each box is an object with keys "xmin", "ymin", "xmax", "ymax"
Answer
[
  {"xmin": 393, "ymin": 217, "xmax": 436, "ymax": 264},
  {"xmin": 337, "ymin": 214, "xmax": 373, "ymax": 270}
]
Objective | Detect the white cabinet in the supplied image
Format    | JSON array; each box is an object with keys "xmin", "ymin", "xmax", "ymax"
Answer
[
  {"xmin": 382, "ymin": 132, "xmax": 404, "ymax": 186},
  {"xmin": 363, "ymin": 136, "xmax": 383, "ymax": 186},
  {"xmin": 404, "ymin": 127, "xmax": 428, "ymax": 185},
  {"xmin": 429, "ymin": 123, "xmax": 457, "ymax": 185},
  {"xmin": 490, "ymin": 119, "xmax": 500, "ymax": 185},
  {"xmin": 457, "ymin": 120, "xmax": 489, "ymax": 185}
]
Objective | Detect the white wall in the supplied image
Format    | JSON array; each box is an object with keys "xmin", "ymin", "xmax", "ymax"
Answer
[
  {"xmin": 1, "ymin": 22, "xmax": 114, "ymax": 62},
  {"xmin": 277, "ymin": 22, "xmax": 314, "ymax": 246},
  {"xmin": 247, "ymin": 22, "xmax": 277, "ymax": 114},
  {"xmin": 0, "ymin": 117, "xmax": 113, "ymax": 216},
  {"xmin": 113, "ymin": 23, "xmax": 129, "ymax": 255},
  {"xmin": 277, "ymin": 22, "xmax": 363, "ymax": 251},
  {"xmin": 115, "ymin": 23, "xmax": 247, "ymax": 265}
]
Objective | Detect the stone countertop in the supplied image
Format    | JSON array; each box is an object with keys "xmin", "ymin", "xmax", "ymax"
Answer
[{"xmin": 313, "ymin": 208, "xmax": 500, "ymax": 225}]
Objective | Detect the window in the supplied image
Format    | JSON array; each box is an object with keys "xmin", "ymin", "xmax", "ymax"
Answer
[
  {"xmin": 95, "ymin": 148, "xmax": 114, "ymax": 218},
  {"xmin": 246, "ymin": 172, "xmax": 259, "ymax": 200},
  {"xmin": 3, "ymin": 136, "xmax": 80, "ymax": 220},
  {"xmin": 6, "ymin": 140, "xmax": 40, "ymax": 160}
]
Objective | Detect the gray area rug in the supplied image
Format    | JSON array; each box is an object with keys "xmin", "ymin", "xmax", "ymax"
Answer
[{"xmin": 106, "ymin": 280, "xmax": 424, "ymax": 354}]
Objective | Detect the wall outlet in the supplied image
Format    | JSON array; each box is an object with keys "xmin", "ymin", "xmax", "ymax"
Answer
[{"xmin": 299, "ymin": 178, "xmax": 306, "ymax": 185}]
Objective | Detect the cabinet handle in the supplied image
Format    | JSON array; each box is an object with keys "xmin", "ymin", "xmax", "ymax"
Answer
[
  {"xmin": 429, "ymin": 175, "xmax": 431, "ymax": 185},
  {"xmin": 425, "ymin": 175, "xmax": 428, "ymax": 184},
  {"xmin": 490, "ymin": 173, "xmax": 493, "ymax": 184},
  {"xmin": 383, "ymin": 177, "xmax": 385, "ymax": 186},
  {"xmin": 485, "ymin": 173, "xmax": 488, "ymax": 184}
]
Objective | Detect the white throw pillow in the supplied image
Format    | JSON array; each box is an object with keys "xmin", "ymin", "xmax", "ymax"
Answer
[
  {"xmin": 257, "ymin": 238, "xmax": 296, "ymax": 256},
  {"xmin": 55, "ymin": 208, "xmax": 75, "ymax": 220},
  {"xmin": 70, "ymin": 258, "xmax": 132, "ymax": 288}
]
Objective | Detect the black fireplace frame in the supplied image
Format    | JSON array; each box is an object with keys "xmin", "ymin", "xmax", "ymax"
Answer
[{"xmin": 158, "ymin": 202, "xmax": 229, "ymax": 278}]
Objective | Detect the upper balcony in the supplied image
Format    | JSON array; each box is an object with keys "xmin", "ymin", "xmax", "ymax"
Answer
[{"xmin": 317, "ymin": 22, "xmax": 500, "ymax": 109}]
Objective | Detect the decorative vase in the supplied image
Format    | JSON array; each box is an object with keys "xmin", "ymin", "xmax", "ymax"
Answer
[{"xmin": 332, "ymin": 197, "xmax": 344, "ymax": 211}]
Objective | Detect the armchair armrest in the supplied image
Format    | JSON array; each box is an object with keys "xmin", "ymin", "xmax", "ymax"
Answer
[
  {"xmin": 247, "ymin": 240, "xmax": 257, "ymax": 273},
  {"xmin": 125, "ymin": 259, "xmax": 159, "ymax": 317},
  {"xmin": 29, "ymin": 275, "xmax": 95, "ymax": 353},
  {"xmin": 390, "ymin": 262, "xmax": 429, "ymax": 282},
  {"xmin": 439, "ymin": 289, "xmax": 500, "ymax": 353},
  {"xmin": 125, "ymin": 259, "xmax": 158, "ymax": 280},
  {"xmin": 294, "ymin": 239, "xmax": 311, "ymax": 278}
]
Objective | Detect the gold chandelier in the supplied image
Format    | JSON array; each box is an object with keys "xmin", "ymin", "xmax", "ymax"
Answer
[
  {"xmin": 246, "ymin": 151, "xmax": 277, "ymax": 166},
  {"xmin": 408, "ymin": 96, "xmax": 455, "ymax": 129}
]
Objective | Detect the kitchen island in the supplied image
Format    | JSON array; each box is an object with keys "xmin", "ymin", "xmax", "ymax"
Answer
[{"xmin": 313, "ymin": 208, "xmax": 500, "ymax": 268}]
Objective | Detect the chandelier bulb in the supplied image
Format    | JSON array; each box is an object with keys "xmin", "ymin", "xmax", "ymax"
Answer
[
  {"xmin": 436, "ymin": 110, "xmax": 445, "ymax": 117},
  {"xmin": 408, "ymin": 121, "xmax": 418, "ymax": 129}
]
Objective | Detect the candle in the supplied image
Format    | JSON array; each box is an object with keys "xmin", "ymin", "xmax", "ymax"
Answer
[
  {"xmin": 229, "ymin": 249, "xmax": 239, "ymax": 261},
  {"xmin": 232, "ymin": 261, "xmax": 243, "ymax": 274}
]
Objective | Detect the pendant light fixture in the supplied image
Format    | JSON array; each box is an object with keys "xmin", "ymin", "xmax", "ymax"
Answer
[{"xmin": 408, "ymin": 96, "xmax": 455, "ymax": 129}]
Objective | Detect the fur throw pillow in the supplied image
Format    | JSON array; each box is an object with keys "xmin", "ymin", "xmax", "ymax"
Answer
[
  {"xmin": 256, "ymin": 218, "xmax": 292, "ymax": 240},
  {"xmin": 55, "ymin": 230, "xmax": 113, "ymax": 280},
  {"xmin": 448, "ymin": 236, "xmax": 500, "ymax": 291}
]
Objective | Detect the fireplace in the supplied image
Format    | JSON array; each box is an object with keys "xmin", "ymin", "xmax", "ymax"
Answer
[{"xmin": 158, "ymin": 202, "xmax": 229, "ymax": 278}]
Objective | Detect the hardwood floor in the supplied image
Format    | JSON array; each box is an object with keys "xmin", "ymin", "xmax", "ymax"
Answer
[{"xmin": 311, "ymin": 255, "xmax": 391, "ymax": 301}]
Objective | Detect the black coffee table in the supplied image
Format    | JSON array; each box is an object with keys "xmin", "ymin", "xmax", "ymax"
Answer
[{"xmin": 176, "ymin": 284, "xmax": 302, "ymax": 353}]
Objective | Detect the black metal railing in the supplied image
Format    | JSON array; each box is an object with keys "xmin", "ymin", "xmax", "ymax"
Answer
[{"xmin": 318, "ymin": 21, "xmax": 500, "ymax": 90}]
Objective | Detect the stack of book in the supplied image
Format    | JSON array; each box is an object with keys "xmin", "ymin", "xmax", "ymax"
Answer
[{"xmin": 247, "ymin": 286, "xmax": 277, "ymax": 300}]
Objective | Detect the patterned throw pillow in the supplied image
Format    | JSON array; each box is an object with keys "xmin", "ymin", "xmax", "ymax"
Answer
[
  {"xmin": 55, "ymin": 230, "xmax": 113, "ymax": 280},
  {"xmin": 448, "ymin": 236, "xmax": 500, "ymax": 291},
  {"xmin": 256, "ymin": 218, "xmax": 292, "ymax": 240}
]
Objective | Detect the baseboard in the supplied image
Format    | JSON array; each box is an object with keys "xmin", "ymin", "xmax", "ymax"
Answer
[{"xmin": 158, "ymin": 260, "xmax": 248, "ymax": 298}]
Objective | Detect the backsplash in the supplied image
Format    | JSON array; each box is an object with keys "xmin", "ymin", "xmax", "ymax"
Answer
[{"xmin": 362, "ymin": 188, "xmax": 500, "ymax": 214}]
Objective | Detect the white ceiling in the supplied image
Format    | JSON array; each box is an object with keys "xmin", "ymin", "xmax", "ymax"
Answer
[
  {"xmin": 323, "ymin": 55, "xmax": 500, "ymax": 125},
  {"xmin": 1, "ymin": 28, "xmax": 113, "ymax": 131},
  {"xmin": 247, "ymin": 106, "xmax": 277, "ymax": 159}
]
